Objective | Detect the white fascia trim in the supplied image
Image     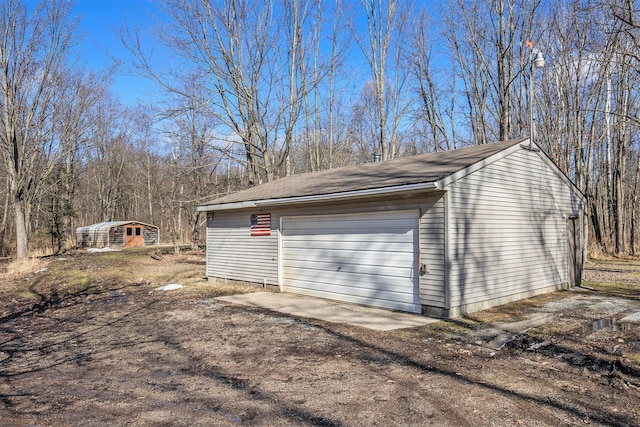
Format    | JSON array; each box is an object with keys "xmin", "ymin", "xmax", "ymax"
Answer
[
  {"xmin": 196, "ymin": 200, "xmax": 261, "ymax": 212},
  {"xmin": 196, "ymin": 181, "xmax": 440, "ymax": 212}
]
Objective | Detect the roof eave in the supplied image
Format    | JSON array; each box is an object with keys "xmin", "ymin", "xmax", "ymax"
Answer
[{"xmin": 197, "ymin": 181, "xmax": 441, "ymax": 212}]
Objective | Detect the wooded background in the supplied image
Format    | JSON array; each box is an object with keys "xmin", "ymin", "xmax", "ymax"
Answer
[{"xmin": 1, "ymin": 0, "xmax": 638, "ymax": 259}]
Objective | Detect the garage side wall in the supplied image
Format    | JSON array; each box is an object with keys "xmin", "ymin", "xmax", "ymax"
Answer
[
  {"xmin": 445, "ymin": 147, "xmax": 583, "ymax": 315},
  {"xmin": 206, "ymin": 210, "xmax": 279, "ymax": 285},
  {"xmin": 419, "ymin": 196, "xmax": 446, "ymax": 309}
]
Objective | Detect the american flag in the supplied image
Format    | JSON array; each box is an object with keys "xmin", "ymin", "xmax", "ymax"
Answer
[{"xmin": 250, "ymin": 213, "xmax": 271, "ymax": 236}]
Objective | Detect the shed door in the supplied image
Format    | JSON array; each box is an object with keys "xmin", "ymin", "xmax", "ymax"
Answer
[
  {"xmin": 282, "ymin": 211, "xmax": 420, "ymax": 313},
  {"xmin": 125, "ymin": 226, "xmax": 143, "ymax": 247}
]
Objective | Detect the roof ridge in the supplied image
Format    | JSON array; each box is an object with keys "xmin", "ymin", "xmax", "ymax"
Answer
[{"xmin": 199, "ymin": 138, "xmax": 528, "ymax": 208}]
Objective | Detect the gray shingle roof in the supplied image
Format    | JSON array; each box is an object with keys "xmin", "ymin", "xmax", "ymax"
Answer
[{"xmin": 201, "ymin": 138, "xmax": 527, "ymax": 208}]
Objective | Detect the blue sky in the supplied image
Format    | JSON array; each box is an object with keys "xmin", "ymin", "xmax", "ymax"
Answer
[
  {"xmin": 36, "ymin": 0, "xmax": 446, "ymax": 109},
  {"xmin": 73, "ymin": 0, "xmax": 160, "ymax": 105}
]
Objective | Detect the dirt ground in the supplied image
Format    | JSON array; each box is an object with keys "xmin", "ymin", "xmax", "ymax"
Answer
[{"xmin": 0, "ymin": 248, "xmax": 639, "ymax": 426}]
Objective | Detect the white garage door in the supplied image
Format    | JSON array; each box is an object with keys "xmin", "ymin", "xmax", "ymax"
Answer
[{"xmin": 282, "ymin": 211, "xmax": 420, "ymax": 313}]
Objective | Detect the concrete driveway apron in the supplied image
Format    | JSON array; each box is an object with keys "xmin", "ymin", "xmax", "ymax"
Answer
[{"xmin": 216, "ymin": 292, "xmax": 438, "ymax": 331}]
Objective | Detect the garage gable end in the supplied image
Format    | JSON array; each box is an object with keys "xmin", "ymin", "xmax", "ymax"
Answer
[{"xmin": 443, "ymin": 144, "xmax": 586, "ymax": 314}]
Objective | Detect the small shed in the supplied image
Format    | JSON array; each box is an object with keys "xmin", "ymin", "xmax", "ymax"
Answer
[
  {"xmin": 197, "ymin": 138, "xmax": 586, "ymax": 318},
  {"xmin": 76, "ymin": 221, "xmax": 160, "ymax": 248}
]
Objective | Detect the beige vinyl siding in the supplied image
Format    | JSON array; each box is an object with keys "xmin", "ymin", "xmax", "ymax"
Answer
[
  {"xmin": 419, "ymin": 195, "xmax": 446, "ymax": 307},
  {"xmin": 206, "ymin": 210, "xmax": 278, "ymax": 285},
  {"xmin": 446, "ymin": 147, "xmax": 581, "ymax": 308}
]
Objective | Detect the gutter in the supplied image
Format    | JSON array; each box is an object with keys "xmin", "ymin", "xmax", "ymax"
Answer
[{"xmin": 197, "ymin": 181, "xmax": 440, "ymax": 212}]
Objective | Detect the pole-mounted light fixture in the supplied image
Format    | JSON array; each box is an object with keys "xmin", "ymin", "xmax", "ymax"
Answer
[
  {"xmin": 533, "ymin": 50, "xmax": 545, "ymax": 69},
  {"xmin": 528, "ymin": 43, "xmax": 545, "ymax": 150}
]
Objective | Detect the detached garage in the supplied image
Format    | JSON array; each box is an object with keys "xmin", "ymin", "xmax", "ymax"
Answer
[{"xmin": 197, "ymin": 138, "xmax": 586, "ymax": 318}]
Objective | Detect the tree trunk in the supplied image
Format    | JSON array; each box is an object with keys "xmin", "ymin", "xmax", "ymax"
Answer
[
  {"xmin": 613, "ymin": 134, "xmax": 625, "ymax": 255},
  {"xmin": 631, "ymin": 154, "xmax": 640, "ymax": 254},
  {"xmin": 147, "ymin": 154, "xmax": 154, "ymax": 221},
  {"xmin": 191, "ymin": 211, "xmax": 200, "ymax": 250},
  {"xmin": 496, "ymin": 0, "xmax": 509, "ymax": 141},
  {"xmin": 0, "ymin": 181, "xmax": 9, "ymax": 256},
  {"xmin": 14, "ymin": 198, "xmax": 29, "ymax": 260},
  {"xmin": 284, "ymin": 0, "xmax": 299, "ymax": 176}
]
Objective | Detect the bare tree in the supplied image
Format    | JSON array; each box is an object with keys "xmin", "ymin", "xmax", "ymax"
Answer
[
  {"xmin": 0, "ymin": 0, "xmax": 82, "ymax": 260},
  {"xmin": 161, "ymin": 83, "xmax": 224, "ymax": 249},
  {"xmin": 407, "ymin": 9, "xmax": 452, "ymax": 152},
  {"xmin": 0, "ymin": 166, "xmax": 10, "ymax": 256},
  {"xmin": 536, "ymin": 1, "xmax": 607, "ymax": 249},
  {"xmin": 354, "ymin": 0, "xmax": 410, "ymax": 160},
  {"xmin": 84, "ymin": 96, "xmax": 133, "ymax": 222},
  {"xmin": 295, "ymin": 0, "xmax": 351, "ymax": 172},
  {"xmin": 44, "ymin": 72, "xmax": 101, "ymax": 253},
  {"xmin": 444, "ymin": 0, "xmax": 541, "ymax": 145},
  {"xmin": 533, "ymin": 0, "xmax": 640, "ymax": 255},
  {"xmin": 282, "ymin": 0, "xmax": 305, "ymax": 175},
  {"xmin": 123, "ymin": 0, "xmax": 324, "ymax": 186}
]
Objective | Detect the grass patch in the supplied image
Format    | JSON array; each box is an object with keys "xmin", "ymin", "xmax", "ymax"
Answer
[
  {"xmin": 144, "ymin": 279, "xmax": 260, "ymax": 301},
  {"xmin": 389, "ymin": 318, "xmax": 479, "ymax": 343},
  {"xmin": 60, "ymin": 272, "xmax": 93, "ymax": 293},
  {"xmin": 139, "ymin": 259, "xmax": 204, "ymax": 285},
  {"xmin": 422, "ymin": 318, "xmax": 479, "ymax": 335},
  {"xmin": 94, "ymin": 251, "xmax": 128, "ymax": 261},
  {"xmin": 4, "ymin": 257, "xmax": 49, "ymax": 278},
  {"xmin": 628, "ymin": 353, "xmax": 640, "ymax": 366},
  {"xmin": 15, "ymin": 286, "xmax": 42, "ymax": 300},
  {"xmin": 587, "ymin": 257, "xmax": 640, "ymax": 267},
  {"xmin": 469, "ymin": 292, "xmax": 569, "ymax": 324},
  {"xmin": 583, "ymin": 280, "xmax": 637, "ymax": 290},
  {"xmin": 176, "ymin": 281, "xmax": 258, "ymax": 298},
  {"xmin": 528, "ymin": 319, "xmax": 583, "ymax": 336},
  {"xmin": 582, "ymin": 280, "xmax": 640, "ymax": 300}
]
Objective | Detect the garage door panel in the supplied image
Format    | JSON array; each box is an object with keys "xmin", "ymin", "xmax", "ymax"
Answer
[
  {"xmin": 286, "ymin": 279, "xmax": 418, "ymax": 304},
  {"xmin": 289, "ymin": 286, "xmax": 419, "ymax": 312},
  {"xmin": 284, "ymin": 263, "xmax": 414, "ymax": 281},
  {"xmin": 285, "ymin": 234, "xmax": 414, "ymax": 245},
  {"xmin": 288, "ymin": 228, "xmax": 413, "ymax": 237},
  {"xmin": 283, "ymin": 263, "xmax": 413, "ymax": 277},
  {"xmin": 284, "ymin": 240, "xmax": 414, "ymax": 253},
  {"xmin": 287, "ymin": 274, "xmax": 419, "ymax": 300},
  {"xmin": 282, "ymin": 211, "xmax": 420, "ymax": 313},
  {"xmin": 284, "ymin": 249, "xmax": 414, "ymax": 264},
  {"xmin": 287, "ymin": 281, "xmax": 417, "ymax": 303},
  {"xmin": 285, "ymin": 219, "xmax": 414, "ymax": 234}
]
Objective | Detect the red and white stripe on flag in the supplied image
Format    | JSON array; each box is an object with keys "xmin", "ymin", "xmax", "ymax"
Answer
[{"xmin": 250, "ymin": 213, "xmax": 271, "ymax": 236}]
